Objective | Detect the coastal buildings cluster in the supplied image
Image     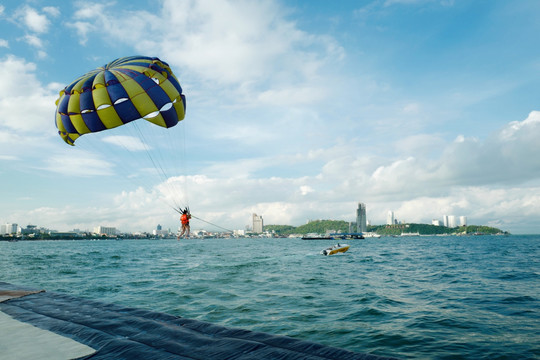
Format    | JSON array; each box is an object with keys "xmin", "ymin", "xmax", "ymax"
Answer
[
  {"xmin": 0, "ymin": 223, "xmax": 242, "ymax": 239},
  {"xmin": 386, "ymin": 210, "xmax": 467, "ymax": 227},
  {"xmin": 0, "ymin": 217, "xmax": 270, "ymax": 239},
  {"xmin": 1, "ymin": 203, "xmax": 470, "ymax": 239}
]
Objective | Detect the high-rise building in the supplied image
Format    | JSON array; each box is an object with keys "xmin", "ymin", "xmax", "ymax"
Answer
[
  {"xmin": 460, "ymin": 216, "xmax": 467, "ymax": 227},
  {"xmin": 356, "ymin": 203, "xmax": 367, "ymax": 233},
  {"xmin": 443, "ymin": 215, "xmax": 449, "ymax": 227},
  {"xmin": 153, "ymin": 224, "xmax": 168, "ymax": 236},
  {"xmin": 387, "ymin": 211, "xmax": 395, "ymax": 225},
  {"xmin": 432, "ymin": 219, "xmax": 441, "ymax": 226},
  {"xmin": 94, "ymin": 226, "xmax": 117, "ymax": 236},
  {"xmin": 252, "ymin": 213, "xmax": 263, "ymax": 233},
  {"xmin": 448, "ymin": 215, "xmax": 457, "ymax": 228},
  {"xmin": 1, "ymin": 223, "xmax": 19, "ymax": 235}
]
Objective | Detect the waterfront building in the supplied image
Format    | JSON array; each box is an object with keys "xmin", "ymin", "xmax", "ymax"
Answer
[
  {"xmin": 252, "ymin": 213, "xmax": 263, "ymax": 233},
  {"xmin": 152, "ymin": 224, "xmax": 169, "ymax": 237},
  {"xmin": 443, "ymin": 215, "xmax": 449, "ymax": 227},
  {"xmin": 356, "ymin": 203, "xmax": 367, "ymax": 233},
  {"xmin": 460, "ymin": 216, "xmax": 467, "ymax": 227},
  {"xmin": 447, "ymin": 215, "xmax": 457, "ymax": 228},
  {"xmin": 1, "ymin": 223, "xmax": 20, "ymax": 235},
  {"xmin": 432, "ymin": 219, "xmax": 441, "ymax": 226},
  {"xmin": 387, "ymin": 211, "xmax": 395, "ymax": 225},
  {"xmin": 94, "ymin": 226, "xmax": 117, "ymax": 236},
  {"xmin": 234, "ymin": 229, "xmax": 246, "ymax": 236}
]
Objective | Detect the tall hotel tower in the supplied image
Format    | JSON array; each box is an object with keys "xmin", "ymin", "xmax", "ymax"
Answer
[
  {"xmin": 356, "ymin": 203, "xmax": 367, "ymax": 233},
  {"xmin": 387, "ymin": 211, "xmax": 395, "ymax": 225},
  {"xmin": 252, "ymin": 213, "xmax": 264, "ymax": 233}
]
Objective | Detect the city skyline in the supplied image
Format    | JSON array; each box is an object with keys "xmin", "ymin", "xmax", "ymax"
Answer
[
  {"xmin": 0, "ymin": 206, "xmax": 480, "ymax": 237},
  {"xmin": 1, "ymin": 1, "xmax": 540, "ymax": 234}
]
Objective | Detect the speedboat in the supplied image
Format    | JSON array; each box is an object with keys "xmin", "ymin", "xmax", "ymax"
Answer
[{"xmin": 320, "ymin": 243, "xmax": 350, "ymax": 256}]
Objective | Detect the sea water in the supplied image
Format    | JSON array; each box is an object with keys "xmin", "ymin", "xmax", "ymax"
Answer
[{"xmin": 1, "ymin": 235, "xmax": 538, "ymax": 359}]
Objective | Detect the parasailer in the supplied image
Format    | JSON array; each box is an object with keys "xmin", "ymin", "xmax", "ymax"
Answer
[
  {"xmin": 178, "ymin": 207, "xmax": 191, "ymax": 239},
  {"xmin": 55, "ymin": 55, "xmax": 186, "ymax": 145}
]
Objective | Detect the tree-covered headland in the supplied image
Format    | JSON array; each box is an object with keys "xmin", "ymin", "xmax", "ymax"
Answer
[{"xmin": 264, "ymin": 220, "xmax": 508, "ymax": 237}]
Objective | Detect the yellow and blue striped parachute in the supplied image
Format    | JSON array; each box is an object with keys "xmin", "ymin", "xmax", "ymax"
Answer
[{"xmin": 55, "ymin": 56, "xmax": 186, "ymax": 145}]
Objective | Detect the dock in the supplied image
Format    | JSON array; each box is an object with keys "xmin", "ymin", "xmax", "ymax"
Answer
[{"xmin": 0, "ymin": 282, "xmax": 398, "ymax": 359}]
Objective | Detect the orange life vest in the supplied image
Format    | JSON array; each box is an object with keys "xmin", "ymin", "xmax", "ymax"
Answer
[{"xmin": 181, "ymin": 214, "xmax": 189, "ymax": 225}]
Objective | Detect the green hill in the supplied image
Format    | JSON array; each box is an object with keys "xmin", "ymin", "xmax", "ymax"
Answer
[
  {"xmin": 369, "ymin": 223, "xmax": 507, "ymax": 236},
  {"xmin": 265, "ymin": 220, "xmax": 350, "ymax": 236},
  {"xmin": 265, "ymin": 221, "xmax": 507, "ymax": 236}
]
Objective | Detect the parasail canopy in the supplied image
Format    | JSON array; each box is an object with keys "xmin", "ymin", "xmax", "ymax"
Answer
[{"xmin": 55, "ymin": 56, "xmax": 186, "ymax": 145}]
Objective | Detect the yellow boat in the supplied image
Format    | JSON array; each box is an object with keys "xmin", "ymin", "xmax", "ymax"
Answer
[{"xmin": 320, "ymin": 243, "xmax": 350, "ymax": 256}]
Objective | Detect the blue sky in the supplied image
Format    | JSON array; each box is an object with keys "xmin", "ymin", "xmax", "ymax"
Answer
[{"xmin": 1, "ymin": 0, "xmax": 539, "ymax": 234}]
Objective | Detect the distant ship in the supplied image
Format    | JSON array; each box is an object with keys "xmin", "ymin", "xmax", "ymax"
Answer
[
  {"xmin": 362, "ymin": 232, "xmax": 381, "ymax": 238},
  {"xmin": 302, "ymin": 233, "xmax": 365, "ymax": 240},
  {"xmin": 301, "ymin": 233, "xmax": 333, "ymax": 240}
]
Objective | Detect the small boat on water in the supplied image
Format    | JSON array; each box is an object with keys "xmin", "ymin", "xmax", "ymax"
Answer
[
  {"xmin": 303, "ymin": 233, "xmax": 364, "ymax": 240},
  {"xmin": 362, "ymin": 232, "xmax": 381, "ymax": 238},
  {"xmin": 302, "ymin": 236, "xmax": 334, "ymax": 240},
  {"xmin": 330, "ymin": 233, "xmax": 364, "ymax": 240},
  {"xmin": 320, "ymin": 243, "xmax": 350, "ymax": 256}
]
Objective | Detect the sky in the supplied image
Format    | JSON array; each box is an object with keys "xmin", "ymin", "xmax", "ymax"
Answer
[{"xmin": 1, "ymin": 0, "xmax": 539, "ymax": 234}]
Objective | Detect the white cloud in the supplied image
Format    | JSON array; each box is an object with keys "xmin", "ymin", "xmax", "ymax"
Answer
[
  {"xmin": 15, "ymin": 5, "xmax": 54, "ymax": 33},
  {"xmin": 0, "ymin": 39, "xmax": 8, "ymax": 48},
  {"xmin": 499, "ymin": 111, "xmax": 540, "ymax": 140},
  {"xmin": 10, "ymin": 5, "xmax": 59, "ymax": 56},
  {"xmin": 11, "ymin": 204, "xmax": 158, "ymax": 233},
  {"xmin": 341, "ymin": 111, "xmax": 540, "ymax": 202},
  {"xmin": 300, "ymin": 185, "xmax": 314, "ymax": 195},
  {"xmin": 0, "ymin": 55, "xmax": 56, "ymax": 134},
  {"xmin": 7, "ymin": 114, "xmax": 540, "ymax": 233},
  {"xmin": 65, "ymin": 21, "xmax": 93, "ymax": 46},
  {"xmin": 66, "ymin": 3, "xmax": 110, "ymax": 45},
  {"xmin": 67, "ymin": 0, "xmax": 343, "ymax": 107},
  {"xmin": 22, "ymin": 34, "xmax": 44, "ymax": 48},
  {"xmin": 42, "ymin": 7, "xmax": 61, "ymax": 18},
  {"xmin": 0, "ymin": 154, "xmax": 17, "ymax": 161},
  {"xmin": 171, "ymin": 110, "xmax": 540, "ymax": 231}
]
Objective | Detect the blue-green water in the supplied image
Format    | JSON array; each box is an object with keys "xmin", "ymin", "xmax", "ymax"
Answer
[{"xmin": 1, "ymin": 235, "xmax": 538, "ymax": 359}]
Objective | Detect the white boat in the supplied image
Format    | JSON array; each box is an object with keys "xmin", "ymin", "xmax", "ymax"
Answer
[
  {"xmin": 320, "ymin": 243, "xmax": 350, "ymax": 256},
  {"xmin": 362, "ymin": 232, "xmax": 381, "ymax": 238}
]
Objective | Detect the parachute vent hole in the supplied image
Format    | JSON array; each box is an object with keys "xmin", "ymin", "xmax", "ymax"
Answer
[
  {"xmin": 81, "ymin": 109, "xmax": 94, "ymax": 114},
  {"xmin": 151, "ymin": 78, "xmax": 160, "ymax": 85},
  {"xmin": 160, "ymin": 103, "xmax": 173, "ymax": 112},
  {"xmin": 97, "ymin": 104, "xmax": 111, "ymax": 110},
  {"xmin": 114, "ymin": 98, "xmax": 129, "ymax": 105},
  {"xmin": 143, "ymin": 110, "xmax": 160, "ymax": 119}
]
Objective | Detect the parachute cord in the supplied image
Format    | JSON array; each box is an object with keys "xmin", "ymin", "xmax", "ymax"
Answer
[
  {"xmin": 76, "ymin": 131, "xmax": 183, "ymax": 216},
  {"xmin": 172, "ymin": 207, "xmax": 233, "ymax": 233},
  {"xmin": 181, "ymin": 122, "xmax": 189, "ymax": 207},
  {"xmin": 131, "ymin": 122, "xmax": 186, "ymax": 211},
  {"xmin": 73, "ymin": 120, "xmax": 188, "ymax": 216},
  {"xmin": 191, "ymin": 215, "xmax": 235, "ymax": 233}
]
